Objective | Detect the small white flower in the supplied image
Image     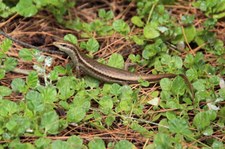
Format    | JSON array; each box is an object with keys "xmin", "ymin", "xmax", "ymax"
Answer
[
  {"xmin": 33, "ymin": 65, "xmax": 45, "ymax": 74},
  {"xmin": 147, "ymin": 97, "xmax": 160, "ymax": 106},
  {"xmin": 219, "ymin": 78, "xmax": 225, "ymax": 89},
  {"xmin": 70, "ymin": 123, "xmax": 78, "ymax": 126},
  {"xmin": 158, "ymin": 26, "xmax": 168, "ymax": 33},
  {"xmin": 34, "ymin": 51, "xmax": 45, "ymax": 62},
  {"xmin": 26, "ymin": 128, "xmax": 33, "ymax": 133},
  {"xmin": 207, "ymin": 103, "xmax": 219, "ymax": 111},
  {"xmin": 215, "ymin": 98, "xmax": 224, "ymax": 103},
  {"xmin": 45, "ymin": 56, "xmax": 53, "ymax": 67}
]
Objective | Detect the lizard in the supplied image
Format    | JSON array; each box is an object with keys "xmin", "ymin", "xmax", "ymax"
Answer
[
  {"xmin": 53, "ymin": 41, "xmax": 195, "ymax": 99},
  {"xmin": 0, "ymin": 30, "xmax": 194, "ymax": 99}
]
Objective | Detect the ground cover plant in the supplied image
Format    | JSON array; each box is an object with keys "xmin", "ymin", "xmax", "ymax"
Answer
[{"xmin": 0, "ymin": 0, "xmax": 224, "ymax": 148}]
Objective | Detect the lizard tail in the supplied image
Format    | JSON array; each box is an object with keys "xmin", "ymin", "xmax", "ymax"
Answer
[{"xmin": 179, "ymin": 74, "xmax": 195, "ymax": 101}]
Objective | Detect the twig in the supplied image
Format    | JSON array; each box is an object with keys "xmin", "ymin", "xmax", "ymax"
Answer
[{"xmin": 0, "ymin": 30, "xmax": 64, "ymax": 55}]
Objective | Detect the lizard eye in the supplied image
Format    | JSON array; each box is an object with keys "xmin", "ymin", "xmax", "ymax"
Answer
[{"xmin": 60, "ymin": 43, "xmax": 67, "ymax": 47}]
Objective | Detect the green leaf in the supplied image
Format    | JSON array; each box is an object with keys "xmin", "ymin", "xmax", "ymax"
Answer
[
  {"xmin": 193, "ymin": 79, "xmax": 206, "ymax": 91},
  {"xmin": 49, "ymin": 70, "xmax": 58, "ymax": 81},
  {"xmin": 131, "ymin": 16, "xmax": 144, "ymax": 27},
  {"xmin": 0, "ymin": 39, "xmax": 12, "ymax": 57},
  {"xmin": 84, "ymin": 76, "xmax": 99, "ymax": 88},
  {"xmin": 213, "ymin": 11, "xmax": 225, "ymax": 19},
  {"xmin": 35, "ymin": 137, "xmax": 51, "ymax": 149},
  {"xmin": 184, "ymin": 54, "xmax": 194, "ymax": 67},
  {"xmin": 212, "ymin": 140, "xmax": 224, "ymax": 148},
  {"xmin": 86, "ymin": 38, "xmax": 99, "ymax": 52},
  {"xmin": 203, "ymin": 18, "xmax": 217, "ymax": 29},
  {"xmin": 54, "ymin": 66, "xmax": 67, "ymax": 74},
  {"xmin": 110, "ymin": 83, "xmax": 122, "ymax": 96},
  {"xmin": 16, "ymin": 0, "xmax": 38, "ymax": 17},
  {"xmin": 142, "ymin": 44, "xmax": 157, "ymax": 59},
  {"xmin": 192, "ymin": 1, "xmax": 207, "ymax": 12},
  {"xmin": 105, "ymin": 115, "xmax": 115, "ymax": 127},
  {"xmin": 113, "ymin": 19, "xmax": 130, "ymax": 35},
  {"xmin": 120, "ymin": 85, "xmax": 133, "ymax": 99},
  {"xmin": 6, "ymin": 115, "xmax": 31, "ymax": 135},
  {"xmin": 9, "ymin": 141, "xmax": 35, "ymax": 149},
  {"xmin": 132, "ymin": 35, "xmax": 144, "ymax": 45},
  {"xmin": 87, "ymin": 88, "xmax": 99, "ymax": 98},
  {"xmin": 158, "ymin": 119, "xmax": 169, "ymax": 133},
  {"xmin": 26, "ymin": 71, "xmax": 38, "ymax": 88},
  {"xmin": 0, "ymin": 99, "xmax": 19, "ymax": 117},
  {"xmin": 168, "ymin": 118, "xmax": 192, "ymax": 135},
  {"xmin": 99, "ymin": 96, "xmax": 113, "ymax": 114},
  {"xmin": 49, "ymin": 65, "xmax": 67, "ymax": 81},
  {"xmin": 114, "ymin": 140, "xmax": 133, "ymax": 149},
  {"xmin": 181, "ymin": 15, "xmax": 195, "ymax": 25},
  {"xmin": 51, "ymin": 140, "xmax": 70, "ymax": 149},
  {"xmin": 38, "ymin": 86, "xmax": 58, "ymax": 103},
  {"xmin": 98, "ymin": 25, "xmax": 113, "ymax": 36},
  {"xmin": 160, "ymin": 78, "xmax": 172, "ymax": 91},
  {"xmin": 0, "ymin": 68, "xmax": 5, "ymax": 79},
  {"xmin": 73, "ymin": 91, "xmax": 91, "ymax": 111},
  {"xmin": 98, "ymin": 9, "xmax": 106, "ymax": 18},
  {"xmin": 41, "ymin": 111, "xmax": 59, "ymax": 134},
  {"xmin": 186, "ymin": 68, "xmax": 198, "ymax": 81},
  {"xmin": 26, "ymin": 90, "xmax": 44, "ymax": 113},
  {"xmin": 166, "ymin": 112, "xmax": 176, "ymax": 120},
  {"xmin": 128, "ymin": 54, "xmax": 141, "ymax": 63},
  {"xmin": 67, "ymin": 107, "xmax": 86, "ymax": 123},
  {"xmin": 183, "ymin": 25, "xmax": 196, "ymax": 43},
  {"xmin": 59, "ymin": 101, "xmax": 70, "ymax": 110},
  {"xmin": 19, "ymin": 48, "xmax": 34, "ymax": 61},
  {"xmin": 153, "ymin": 133, "xmax": 173, "ymax": 149},
  {"xmin": 3, "ymin": 57, "xmax": 17, "ymax": 71},
  {"xmin": 139, "ymin": 79, "xmax": 150, "ymax": 87},
  {"xmin": 193, "ymin": 0, "xmax": 225, "ymax": 19},
  {"xmin": 5, "ymin": 116, "xmax": 20, "ymax": 132},
  {"xmin": 173, "ymin": 56, "xmax": 183, "ymax": 69},
  {"xmin": 107, "ymin": 53, "xmax": 124, "ymax": 69},
  {"xmin": 117, "ymin": 99, "xmax": 132, "ymax": 112},
  {"xmin": 219, "ymin": 88, "xmax": 225, "ymax": 98},
  {"xmin": 67, "ymin": 136, "xmax": 84, "ymax": 149},
  {"xmin": 88, "ymin": 138, "xmax": 106, "ymax": 149},
  {"xmin": 202, "ymin": 126, "xmax": 213, "ymax": 136},
  {"xmin": 102, "ymin": 84, "xmax": 111, "ymax": 94},
  {"xmin": 11, "ymin": 78, "xmax": 26, "ymax": 93},
  {"xmin": 143, "ymin": 23, "xmax": 160, "ymax": 39},
  {"xmin": 57, "ymin": 76, "xmax": 75, "ymax": 100},
  {"xmin": 130, "ymin": 122, "xmax": 153, "ymax": 137},
  {"xmin": 215, "ymin": 1, "xmax": 225, "ymax": 13},
  {"xmin": 193, "ymin": 110, "xmax": 217, "ymax": 130},
  {"xmin": 0, "ymin": 86, "xmax": 12, "ymax": 97},
  {"xmin": 171, "ymin": 76, "xmax": 186, "ymax": 96},
  {"xmin": 98, "ymin": 9, "xmax": 114, "ymax": 20},
  {"xmin": 0, "ymin": 2, "xmax": 16, "ymax": 18},
  {"xmin": 105, "ymin": 10, "xmax": 114, "ymax": 20},
  {"xmin": 64, "ymin": 34, "xmax": 78, "ymax": 45},
  {"xmin": 209, "ymin": 75, "xmax": 220, "ymax": 85}
]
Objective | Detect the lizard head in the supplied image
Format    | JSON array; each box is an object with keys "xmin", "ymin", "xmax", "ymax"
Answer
[
  {"xmin": 53, "ymin": 41, "xmax": 75, "ymax": 50},
  {"xmin": 53, "ymin": 41, "xmax": 80, "ymax": 54}
]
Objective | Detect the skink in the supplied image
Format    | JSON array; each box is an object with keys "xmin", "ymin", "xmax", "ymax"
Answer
[
  {"xmin": 53, "ymin": 41, "xmax": 194, "ymax": 99},
  {"xmin": 0, "ymin": 30, "xmax": 194, "ymax": 99}
]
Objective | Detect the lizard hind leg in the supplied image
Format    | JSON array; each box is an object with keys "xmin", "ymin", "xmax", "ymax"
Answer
[
  {"xmin": 66, "ymin": 62, "xmax": 81, "ymax": 78},
  {"xmin": 75, "ymin": 65, "xmax": 81, "ymax": 78}
]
